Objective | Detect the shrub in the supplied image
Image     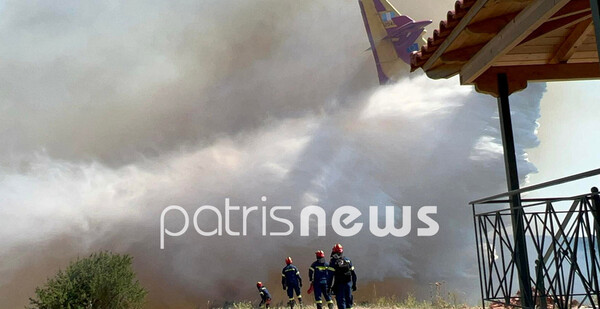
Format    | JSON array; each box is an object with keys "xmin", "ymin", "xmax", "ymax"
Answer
[{"xmin": 28, "ymin": 251, "xmax": 147, "ymax": 309}]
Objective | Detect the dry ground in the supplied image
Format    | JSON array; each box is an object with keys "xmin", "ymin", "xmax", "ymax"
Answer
[{"xmin": 215, "ymin": 295, "xmax": 478, "ymax": 309}]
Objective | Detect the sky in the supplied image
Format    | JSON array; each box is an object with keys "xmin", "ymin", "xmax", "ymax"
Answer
[
  {"xmin": 0, "ymin": 0, "xmax": 598, "ymax": 308},
  {"xmin": 527, "ymin": 80, "xmax": 600, "ymax": 197}
]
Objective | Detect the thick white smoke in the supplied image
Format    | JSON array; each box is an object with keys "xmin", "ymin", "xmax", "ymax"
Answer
[
  {"xmin": 0, "ymin": 0, "xmax": 546, "ymax": 308},
  {"xmin": 0, "ymin": 75, "xmax": 544, "ymax": 307}
]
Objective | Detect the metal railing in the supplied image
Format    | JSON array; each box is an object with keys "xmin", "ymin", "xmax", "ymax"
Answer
[{"xmin": 471, "ymin": 169, "xmax": 600, "ymax": 308}]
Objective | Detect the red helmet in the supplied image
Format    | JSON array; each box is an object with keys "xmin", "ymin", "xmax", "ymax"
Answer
[
  {"xmin": 257, "ymin": 281, "xmax": 263, "ymax": 288},
  {"xmin": 315, "ymin": 250, "xmax": 325, "ymax": 258},
  {"xmin": 332, "ymin": 243, "xmax": 343, "ymax": 253},
  {"xmin": 285, "ymin": 257, "xmax": 293, "ymax": 265}
]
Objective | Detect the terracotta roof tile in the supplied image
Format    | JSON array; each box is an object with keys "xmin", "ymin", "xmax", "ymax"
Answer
[{"xmin": 411, "ymin": 0, "xmax": 478, "ymax": 71}]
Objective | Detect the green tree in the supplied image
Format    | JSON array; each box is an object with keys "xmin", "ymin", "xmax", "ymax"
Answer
[{"xmin": 28, "ymin": 251, "xmax": 147, "ymax": 309}]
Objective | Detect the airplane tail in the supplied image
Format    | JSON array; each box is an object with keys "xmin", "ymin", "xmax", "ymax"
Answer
[{"xmin": 358, "ymin": 0, "xmax": 431, "ymax": 84}]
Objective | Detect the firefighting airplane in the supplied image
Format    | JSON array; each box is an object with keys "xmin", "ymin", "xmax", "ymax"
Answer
[{"xmin": 358, "ymin": 0, "xmax": 432, "ymax": 84}]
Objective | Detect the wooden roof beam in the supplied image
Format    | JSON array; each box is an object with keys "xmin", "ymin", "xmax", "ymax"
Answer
[
  {"xmin": 491, "ymin": 63, "xmax": 600, "ymax": 81},
  {"xmin": 421, "ymin": 0, "xmax": 491, "ymax": 71},
  {"xmin": 466, "ymin": 12, "xmax": 520, "ymax": 34},
  {"xmin": 550, "ymin": 0, "xmax": 591, "ymax": 20},
  {"xmin": 550, "ymin": 18, "xmax": 594, "ymax": 63},
  {"xmin": 522, "ymin": 11, "xmax": 592, "ymax": 44},
  {"xmin": 473, "ymin": 63, "xmax": 600, "ymax": 96},
  {"xmin": 460, "ymin": 0, "xmax": 571, "ymax": 85},
  {"xmin": 440, "ymin": 43, "xmax": 487, "ymax": 63}
]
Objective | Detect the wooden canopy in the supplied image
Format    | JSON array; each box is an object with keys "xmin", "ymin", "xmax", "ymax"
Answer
[{"xmin": 411, "ymin": 0, "xmax": 600, "ymax": 96}]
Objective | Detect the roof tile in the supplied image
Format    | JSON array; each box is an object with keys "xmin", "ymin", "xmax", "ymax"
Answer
[{"xmin": 411, "ymin": 0, "xmax": 478, "ymax": 71}]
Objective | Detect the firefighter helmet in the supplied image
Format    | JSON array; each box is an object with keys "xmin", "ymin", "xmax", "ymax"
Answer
[
  {"xmin": 315, "ymin": 250, "xmax": 325, "ymax": 258},
  {"xmin": 332, "ymin": 243, "xmax": 343, "ymax": 253},
  {"xmin": 257, "ymin": 281, "xmax": 263, "ymax": 288},
  {"xmin": 285, "ymin": 257, "xmax": 293, "ymax": 265}
]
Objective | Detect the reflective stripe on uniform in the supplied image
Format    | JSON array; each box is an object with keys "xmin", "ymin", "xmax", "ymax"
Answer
[
  {"xmin": 327, "ymin": 300, "xmax": 334, "ymax": 304},
  {"xmin": 316, "ymin": 301, "xmax": 323, "ymax": 304},
  {"xmin": 327, "ymin": 267, "xmax": 335, "ymax": 271},
  {"xmin": 309, "ymin": 267, "xmax": 314, "ymax": 271},
  {"xmin": 316, "ymin": 266, "xmax": 328, "ymax": 271},
  {"xmin": 350, "ymin": 266, "xmax": 355, "ymax": 270},
  {"xmin": 282, "ymin": 274, "xmax": 286, "ymax": 277}
]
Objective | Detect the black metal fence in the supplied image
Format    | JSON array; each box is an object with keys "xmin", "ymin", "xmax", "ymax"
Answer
[{"xmin": 471, "ymin": 169, "xmax": 600, "ymax": 308}]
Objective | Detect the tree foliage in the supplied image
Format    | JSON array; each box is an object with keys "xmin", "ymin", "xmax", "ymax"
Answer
[{"xmin": 28, "ymin": 251, "xmax": 146, "ymax": 309}]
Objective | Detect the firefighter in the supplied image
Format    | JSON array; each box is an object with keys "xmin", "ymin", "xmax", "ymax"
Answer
[
  {"xmin": 309, "ymin": 250, "xmax": 334, "ymax": 309},
  {"xmin": 257, "ymin": 282, "xmax": 272, "ymax": 309},
  {"xmin": 282, "ymin": 256, "xmax": 303, "ymax": 308},
  {"xmin": 327, "ymin": 244, "xmax": 357, "ymax": 309}
]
